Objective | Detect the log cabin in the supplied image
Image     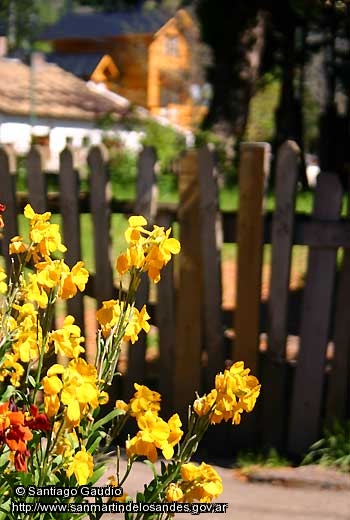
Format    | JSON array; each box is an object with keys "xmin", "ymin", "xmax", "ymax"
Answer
[{"xmin": 41, "ymin": 7, "xmax": 208, "ymax": 130}]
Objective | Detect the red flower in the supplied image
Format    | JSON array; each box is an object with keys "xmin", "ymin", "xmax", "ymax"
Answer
[
  {"xmin": 14, "ymin": 449, "xmax": 30, "ymax": 472},
  {"xmin": 6, "ymin": 424, "xmax": 32, "ymax": 452},
  {"xmin": 25, "ymin": 405, "xmax": 51, "ymax": 431}
]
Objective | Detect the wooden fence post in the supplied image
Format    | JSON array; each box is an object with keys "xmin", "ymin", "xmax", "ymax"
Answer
[
  {"xmin": 59, "ymin": 146, "xmax": 84, "ymax": 334},
  {"xmin": 261, "ymin": 141, "xmax": 300, "ymax": 450},
  {"xmin": 326, "ymin": 172, "xmax": 350, "ymax": 422},
  {"xmin": 157, "ymin": 210, "xmax": 176, "ymax": 416},
  {"xmin": 124, "ymin": 147, "xmax": 157, "ymax": 399},
  {"xmin": 173, "ymin": 149, "xmax": 202, "ymax": 421},
  {"xmin": 26, "ymin": 145, "xmax": 47, "ymax": 212},
  {"xmin": 234, "ymin": 142, "xmax": 270, "ymax": 372},
  {"xmin": 0, "ymin": 146, "xmax": 18, "ymax": 271},
  {"xmin": 288, "ymin": 173, "xmax": 343, "ymax": 456},
  {"xmin": 87, "ymin": 146, "xmax": 114, "ymax": 308},
  {"xmin": 198, "ymin": 145, "xmax": 225, "ymax": 389}
]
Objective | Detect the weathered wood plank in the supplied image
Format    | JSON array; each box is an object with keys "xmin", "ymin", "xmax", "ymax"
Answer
[
  {"xmin": 173, "ymin": 149, "xmax": 202, "ymax": 421},
  {"xmin": 87, "ymin": 146, "xmax": 114, "ymax": 307},
  {"xmin": 0, "ymin": 146, "xmax": 18, "ymax": 271},
  {"xmin": 157, "ymin": 210, "xmax": 176, "ymax": 416},
  {"xmin": 198, "ymin": 145, "xmax": 225, "ymax": 389},
  {"xmin": 26, "ymin": 146, "xmax": 47, "ymax": 213},
  {"xmin": 261, "ymin": 140, "xmax": 300, "ymax": 450},
  {"xmin": 58, "ymin": 146, "xmax": 85, "ymax": 334},
  {"xmin": 234, "ymin": 142, "xmax": 270, "ymax": 373},
  {"xmin": 125, "ymin": 147, "xmax": 157, "ymax": 398},
  {"xmin": 326, "ymin": 173, "xmax": 350, "ymax": 422},
  {"xmin": 288, "ymin": 173, "xmax": 343, "ymax": 456}
]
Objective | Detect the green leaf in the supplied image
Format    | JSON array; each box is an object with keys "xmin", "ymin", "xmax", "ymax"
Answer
[
  {"xmin": 0, "ymin": 386, "xmax": 16, "ymax": 403},
  {"xmin": 90, "ymin": 408, "xmax": 124, "ymax": 433},
  {"xmin": 27, "ymin": 375, "xmax": 37, "ymax": 388}
]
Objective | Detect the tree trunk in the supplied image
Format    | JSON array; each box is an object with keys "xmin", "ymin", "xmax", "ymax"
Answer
[{"xmin": 200, "ymin": 4, "xmax": 267, "ymax": 140}]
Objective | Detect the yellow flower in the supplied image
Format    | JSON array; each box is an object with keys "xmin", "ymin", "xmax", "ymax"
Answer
[
  {"xmin": 193, "ymin": 389, "xmax": 217, "ymax": 417},
  {"xmin": 96, "ymin": 300, "xmax": 150, "ymax": 343},
  {"xmin": 115, "ymin": 400, "xmax": 129, "ymax": 413},
  {"xmin": 198, "ymin": 361, "xmax": 261, "ymax": 425},
  {"xmin": 61, "ymin": 359, "xmax": 100, "ymax": 426},
  {"xmin": 124, "ymin": 305, "xmax": 150, "ymax": 344},
  {"xmin": 33, "ymin": 258, "xmax": 89, "ymax": 301},
  {"xmin": 11, "ymin": 303, "xmax": 43, "ymax": 363},
  {"xmin": 166, "ymin": 483, "xmax": 184, "ymax": 502},
  {"xmin": 66, "ymin": 447, "xmax": 93, "ymax": 485},
  {"xmin": 9, "ymin": 236, "xmax": 27, "ymax": 255},
  {"xmin": 42, "ymin": 375, "xmax": 63, "ymax": 396},
  {"xmin": 124, "ymin": 215, "xmax": 148, "ymax": 243},
  {"xmin": 50, "ymin": 316, "xmax": 85, "ymax": 359},
  {"xmin": 96, "ymin": 299, "xmax": 120, "ymax": 337},
  {"xmin": 126, "ymin": 411, "xmax": 169, "ymax": 463},
  {"xmin": 24, "ymin": 204, "xmax": 66, "ymax": 261},
  {"xmin": 163, "ymin": 414, "xmax": 183, "ymax": 459},
  {"xmin": 126, "ymin": 410, "xmax": 183, "ymax": 463},
  {"xmin": 0, "ymin": 353, "xmax": 25, "ymax": 387},
  {"xmin": 42, "ymin": 359, "xmax": 102, "ymax": 425},
  {"xmin": 129, "ymin": 384, "xmax": 161, "ymax": 418},
  {"xmin": 115, "ymin": 215, "xmax": 180, "ymax": 283},
  {"xmin": 59, "ymin": 261, "xmax": 89, "ymax": 299},
  {"xmin": 26, "ymin": 273, "xmax": 49, "ymax": 308},
  {"xmin": 180, "ymin": 462, "xmax": 223, "ymax": 502}
]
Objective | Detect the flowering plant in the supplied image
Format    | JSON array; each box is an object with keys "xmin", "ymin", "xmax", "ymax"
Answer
[{"xmin": 0, "ymin": 204, "xmax": 260, "ymax": 520}]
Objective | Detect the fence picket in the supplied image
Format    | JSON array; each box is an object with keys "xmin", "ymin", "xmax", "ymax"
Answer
[
  {"xmin": 58, "ymin": 146, "xmax": 85, "ymax": 334},
  {"xmin": 326, "ymin": 174, "xmax": 350, "ymax": 422},
  {"xmin": 26, "ymin": 145, "xmax": 47, "ymax": 213},
  {"xmin": 87, "ymin": 146, "xmax": 114, "ymax": 307},
  {"xmin": 198, "ymin": 145, "xmax": 225, "ymax": 388},
  {"xmin": 157, "ymin": 210, "xmax": 177, "ymax": 416},
  {"xmin": 288, "ymin": 173, "xmax": 343, "ymax": 456},
  {"xmin": 173, "ymin": 149, "xmax": 202, "ymax": 421},
  {"xmin": 234, "ymin": 142, "xmax": 270, "ymax": 372},
  {"xmin": 0, "ymin": 146, "xmax": 18, "ymax": 271},
  {"xmin": 124, "ymin": 147, "xmax": 157, "ymax": 399},
  {"xmin": 261, "ymin": 141, "xmax": 300, "ymax": 450}
]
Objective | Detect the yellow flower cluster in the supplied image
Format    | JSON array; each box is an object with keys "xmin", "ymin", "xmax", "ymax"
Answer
[
  {"xmin": 27, "ymin": 258, "xmax": 89, "ymax": 306},
  {"xmin": 118, "ymin": 384, "xmax": 183, "ymax": 463},
  {"xmin": 9, "ymin": 205, "xmax": 66, "ymax": 262},
  {"xmin": 0, "ymin": 303, "xmax": 42, "ymax": 385},
  {"xmin": 166, "ymin": 462, "xmax": 223, "ymax": 503},
  {"xmin": 96, "ymin": 300, "xmax": 150, "ymax": 342},
  {"xmin": 193, "ymin": 361, "xmax": 261, "ymax": 425},
  {"xmin": 116, "ymin": 215, "xmax": 181, "ymax": 283},
  {"xmin": 50, "ymin": 316, "xmax": 85, "ymax": 359},
  {"xmin": 42, "ymin": 358, "xmax": 107, "ymax": 427}
]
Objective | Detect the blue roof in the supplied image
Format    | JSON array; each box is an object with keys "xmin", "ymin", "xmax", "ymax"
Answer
[
  {"xmin": 47, "ymin": 52, "xmax": 106, "ymax": 78},
  {"xmin": 40, "ymin": 9, "xmax": 171, "ymax": 40}
]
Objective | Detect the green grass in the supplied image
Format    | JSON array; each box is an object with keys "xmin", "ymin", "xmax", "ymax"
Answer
[
  {"xmin": 302, "ymin": 421, "xmax": 350, "ymax": 472},
  {"xmin": 235, "ymin": 448, "xmax": 290, "ymax": 471},
  {"xmin": 219, "ymin": 186, "xmax": 315, "ymax": 213}
]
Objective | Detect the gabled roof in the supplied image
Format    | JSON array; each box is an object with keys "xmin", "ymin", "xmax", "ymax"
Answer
[
  {"xmin": 40, "ymin": 9, "xmax": 171, "ymax": 41},
  {"xmin": 0, "ymin": 58, "xmax": 129, "ymax": 122},
  {"xmin": 47, "ymin": 52, "xmax": 106, "ymax": 79}
]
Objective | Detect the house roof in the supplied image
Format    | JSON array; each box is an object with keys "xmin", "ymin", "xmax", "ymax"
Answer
[
  {"xmin": 47, "ymin": 52, "xmax": 106, "ymax": 78},
  {"xmin": 0, "ymin": 57, "xmax": 129, "ymax": 122},
  {"xmin": 40, "ymin": 9, "xmax": 170, "ymax": 40}
]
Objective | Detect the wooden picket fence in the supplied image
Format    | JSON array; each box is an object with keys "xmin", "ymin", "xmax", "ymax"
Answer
[{"xmin": 0, "ymin": 140, "xmax": 349, "ymax": 459}]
